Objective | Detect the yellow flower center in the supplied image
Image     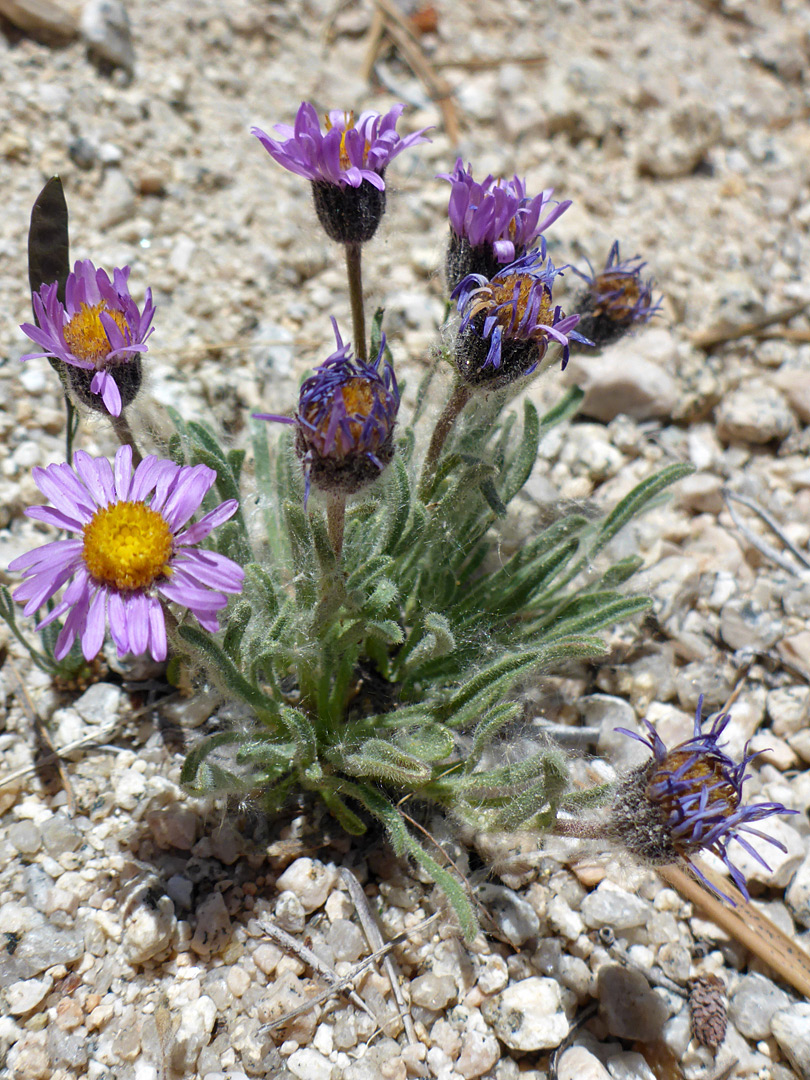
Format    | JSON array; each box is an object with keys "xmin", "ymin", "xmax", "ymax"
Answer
[
  {"xmin": 63, "ymin": 301, "xmax": 128, "ymax": 366},
  {"xmin": 468, "ymin": 275, "xmax": 553, "ymax": 336},
  {"xmin": 305, "ymin": 378, "xmax": 385, "ymax": 456},
  {"xmin": 324, "ymin": 112, "xmax": 371, "ymax": 170},
  {"xmin": 652, "ymin": 750, "xmax": 739, "ymax": 823},
  {"xmin": 82, "ymin": 501, "xmax": 173, "ymax": 591},
  {"xmin": 594, "ymin": 272, "xmax": 641, "ymax": 321}
]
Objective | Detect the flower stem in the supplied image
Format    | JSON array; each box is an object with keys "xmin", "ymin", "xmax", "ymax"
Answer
[
  {"xmin": 110, "ymin": 414, "xmax": 143, "ymax": 467},
  {"xmin": 64, "ymin": 397, "xmax": 79, "ymax": 462},
  {"xmin": 327, "ymin": 492, "xmax": 346, "ymax": 559},
  {"xmin": 551, "ymin": 818, "xmax": 610, "ymax": 840},
  {"xmin": 418, "ymin": 381, "xmax": 473, "ymax": 499},
  {"xmin": 345, "ymin": 241, "xmax": 367, "ymax": 362}
]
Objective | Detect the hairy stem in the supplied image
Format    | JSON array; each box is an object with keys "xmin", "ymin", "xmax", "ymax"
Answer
[
  {"xmin": 418, "ymin": 381, "xmax": 473, "ymax": 498},
  {"xmin": 327, "ymin": 492, "xmax": 346, "ymax": 559},
  {"xmin": 551, "ymin": 818, "xmax": 610, "ymax": 840},
  {"xmin": 110, "ymin": 414, "xmax": 143, "ymax": 467},
  {"xmin": 64, "ymin": 396, "xmax": 79, "ymax": 461},
  {"xmin": 345, "ymin": 242, "xmax": 367, "ymax": 362}
]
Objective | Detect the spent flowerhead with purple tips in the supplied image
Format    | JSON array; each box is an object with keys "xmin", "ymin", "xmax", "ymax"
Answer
[
  {"xmin": 254, "ymin": 318, "xmax": 399, "ymax": 503},
  {"xmin": 610, "ymin": 696, "xmax": 796, "ymax": 904},
  {"xmin": 572, "ymin": 241, "xmax": 661, "ymax": 348},
  {"xmin": 20, "ymin": 260, "xmax": 155, "ymax": 417},
  {"xmin": 252, "ymin": 102, "xmax": 431, "ymax": 243},
  {"xmin": 9, "ymin": 446, "xmax": 244, "ymax": 663},
  {"xmin": 452, "ymin": 247, "xmax": 588, "ymax": 388},
  {"xmin": 440, "ymin": 159, "xmax": 571, "ymax": 290}
]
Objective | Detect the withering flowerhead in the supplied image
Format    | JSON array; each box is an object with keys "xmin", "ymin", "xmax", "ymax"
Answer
[
  {"xmin": 255, "ymin": 319, "xmax": 400, "ymax": 504},
  {"xmin": 20, "ymin": 260, "xmax": 155, "ymax": 417},
  {"xmin": 452, "ymin": 247, "xmax": 588, "ymax": 389},
  {"xmin": 252, "ymin": 102, "xmax": 430, "ymax": 244},
  {"xmin": 9, "ymin": 446, "xmax": 244, "ymax": 663},
  {"xmin": 571, "ymin": 241, "xmax": 661, "ymax": 348},
  {"xmin": 440, "ymin": 159, "xmax": 571, "ymax": 292},
  {"xmin": 610, "ymin": 696, "xmax": 795, "ymax": 903}
]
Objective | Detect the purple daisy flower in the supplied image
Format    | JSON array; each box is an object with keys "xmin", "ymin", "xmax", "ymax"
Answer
[
  {"xmin": 451, "ymin": 246, "xmax": 589, "ymax": 387},
  {"xmin": 252, "ymin": 102, "xmax": 431, "ymax": 244},
  {"xmin": 439, "ymin": 159, "xmax": 571, "ymax": 290},
  {"xmin": 571, "ymin": 241, "xmax": 662, "ymax": 348},
  {"xmin": 254, "ymin": 318, "xmax": 400, "ymax": 504},
  {"xmin": 611, "ymin": 696, "xmax": 797, "ymax": 904},
  {"xmin": 20, "ymin": 260, "xmax": 155, "ymax": 417},
  {"xmin": 9, "ymin": 446, "xmax": 244, "ymax": 663}
]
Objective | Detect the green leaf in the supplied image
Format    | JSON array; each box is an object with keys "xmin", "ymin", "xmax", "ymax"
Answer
[
  {"xmin": 344, "ymin": 781, "xmax": 478, "ymax": 941},
  {"xmin": 480, "ymin": 477, "xmax": 507, "ymax": 518},
  {"xmin": 340, "ymin": 738, "xmax": 431, "ymax": 785},
  {"xmin": 591, "ymin": 462, "xmax": 694, "ymax": 558},
  {"xmin": 467, "ymin": 702, "xmax": 523, "ymax": 768},
  {"xmin": 180, "ymin": 731, "xmax": 242, "ymax": 792},
  {"xmin": 599, "ymin": 555, "xmax": 644, "ymax": 589},
  {"xmin": 539, "ymin": 594, "xmax": 651, "ymax": 639},
  {"xmin": 539, "ymin": 385, "xmax": 584, "ymax": 430},
  {"xmin": 383, "ymin": 454, "xmax": 412, "ymax": 555},
  {"xmin": 278, "ymin": 705, "xmax": 317, "ymax": 764},
  {"xmin": 222, "ymin": 601, "xmax": 252, "ymax": 662},
  {"xmin": 500, "ymin": 399, "xmax": 540, "ymax": 507},
  {"xmin": 320, "ymin": 783, "xmax": 368, "ymax": 835},
  {"xmin": 178, "ymin": 624, "xmax": 279, "ymax": 721},
  {"xmin": 396, "ymin": 723, "xmax": 455, "ymax": 762}
]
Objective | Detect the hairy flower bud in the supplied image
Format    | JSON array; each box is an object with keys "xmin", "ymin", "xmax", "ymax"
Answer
[
  {"xmin": 439, "ymin": 158, "xmax": 571, "ymax": 292},
  {"xmin": 609, "ymin": 696, "xmax": 795, "ymax": 903},
  {"xmin": 252, "ymin": 103, "xmax": 430, "ymax": 245},
  {"xmin": 254, "ymin": 318, "xmax": 400, "ymax": 504},
  {"xmin": 571, "ymin": 241, "xmax": 661, "ymax": 348},
  {"xmin": 452, "ymin": 246, "xmax": 587, "ymax": 389}
]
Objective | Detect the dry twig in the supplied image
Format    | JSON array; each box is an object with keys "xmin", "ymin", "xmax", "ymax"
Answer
[
  {"xmin": 660, "ymin": 859, "xmax": 810, "ymax": 999},
  {"xmin": 690, "ymin": 301, "xmax": 809, "ymax": 351},
  {"xmin": 723, "ymin": 489, "xmax": 810, "ymax": 578},
  {"xmin": 365, "ymin": 0, "xmax": 459, "ymax": 145}
]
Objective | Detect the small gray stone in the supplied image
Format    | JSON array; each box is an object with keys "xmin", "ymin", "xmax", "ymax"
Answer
[
  {"xmin": 287, "ymin": 1046, "xmax": 333, "ymax": 1080},
  {"xmin": 327, "ymin": 919, "xmax": 365, "ymax": 963},
  {"xmin": 190, "ymin": 892, "xmax": 231, "ymax": 957},
  {"xmin": 566, "ymin": 349, "xmax": 678, "ymax": 424},
  {"xmin": 580, "ymin": 694, "xmax": 647, "ymax": 768},
  {"xmin": 276, "ymin": 858, "xmax": 336, "ymax": 914},
  {"xmin": 476, "ymin": 883, "xmax": 540, "ymax": 947},
  {"xmin": 728, "ymin": 973, "xmax": 792, "ymax": 1039},
  {"xmin": 171, "ymin": 995, "xmax": 217, "ymax": 1074},
  {"xmin": 47, "ymin": 1026, "xmax": 88, "ymax": 1069},
  {"xmin": 80, "ymin": 0, "xmax": 134, "ymax": 73},
  {"xmin": 123, "ymin": 895, "xmax": 175, "ymax": 964},
  {"xmin": 768, "ymin": 686, "xmax": 810, "ymax": 736},
  {"xmin": 481, "ymin": 977, "xmax": 569, "ymax": 1051},
  {"xmin": 8, "ymin": 821, "xmax": 41, "ymax": 855},
  {"xmin": 12, "ymin": 924, "xmax": 83, "ymax": 979},
  {"xmin": 23, "ymin": 865, "xmax": 54, "ymax": 914},
  {"xmin": 73, "ymin": 682, "xmax": 122, "ymax": 725},
  {"xmin": 720, "ymin": 596, "xmax": 783, "ymax": 652},
  {"xmin": 96, "ymin": 168, "xmax": 136, "ymax": 230},
  {"xmin": 580, "ymin": 882, "xmax": 651, "ymax": 931},
  {"xmin": 716, "ymin": 383, "xmax": 795, "ymax": 445},
  {"xmin": 605, "ymin": 1050, "xmax": 657, "ymax": 1080},
  {"xmin": 274, "ymin": 890, "xmax": 306, "ymax": 934},
  {"xmin": 40, "ymin": 813, "xmax": 81, "ymax": 856},
  {"xmin": 771, "ymin": 1003, "xmax": 810, "ymax": 1079},
  {"xmin": 786, "ymin": 851, "xmax": 810, "ymax": 928},
  {"xmin": 410, "ymin": 973, "xmax": 457, "ymax": 1011},
  {"xmin": 557, "ymin": 1047, "xmax": 610, "ymax": 1080},
  {"xmin": 597, "ymin": 966, "xmax": 668, "ymax": 1042},
  {"xmin": 5, "ymin": 975, "xmax": 52, "ymax": 1015},
  {"xmin": 456, "ymin": 1028, "xmax": 500, "ymax": 1079}
]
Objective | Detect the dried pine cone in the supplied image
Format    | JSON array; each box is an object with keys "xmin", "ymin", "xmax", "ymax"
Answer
[{"xmin": 688, "ymin": 973, "xmax": 727, "ymax": 1052}]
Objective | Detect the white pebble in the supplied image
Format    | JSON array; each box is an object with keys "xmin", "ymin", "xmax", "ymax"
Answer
[{"xmin": 276, "ymin": 858, "xmax": 336, "ymax": 914}]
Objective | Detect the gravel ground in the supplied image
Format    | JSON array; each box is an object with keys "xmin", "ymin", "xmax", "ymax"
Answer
[{"xmin": 2, "ymin": 1, "xmax": 810, "ymax": 1078}]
